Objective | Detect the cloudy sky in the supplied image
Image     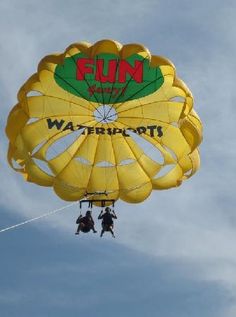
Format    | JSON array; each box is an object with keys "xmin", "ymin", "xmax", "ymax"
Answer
[{"xmin": 0, "ymin": 0, "xmax": 236, "ymax": 316}]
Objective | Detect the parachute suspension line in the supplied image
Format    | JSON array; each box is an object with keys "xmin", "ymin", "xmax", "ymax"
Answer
[
  {"xmin": 44, "ymin": 68, "xmax": 103, "ymax": 184},
  {"xmin": 79, "ymin": 201, "xmax": 82, "ymax": 216},
  {"xmin": 95, "ymin": 55, "xmax": 105, "ymax": 115},
  {"xmin": 79, "ymin": 199, "xmax": 94, "ymax": 214},
  {"xmin": 0, "ymin": 202, "xmax": 78, "ymax": 234},
  {"xmin": 111, "ymin": 200, "xmax": 115, "ymax": 213},
  {"xmin": 54, "ymin": 61, "xmax": 100, "ymax": 113},
  {"xmin": 68, "ymin": 54, "xmax": 102, "ymax": 112},
  {"xmin": 108, "ymin": 57, "xmax": 121, "ymax": 105},
  {"xmin": 105, "ymin": 54, "xmax": 150, "ymax": 118}
]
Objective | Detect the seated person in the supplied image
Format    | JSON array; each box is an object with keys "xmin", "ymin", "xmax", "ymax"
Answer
[
  {"xmin": 98, "ymin": 207, "xmax": 117, "ymax": 238},
  {"xmin": 75, "ymin": 210, "xmax": 97, "ymax": 234}
]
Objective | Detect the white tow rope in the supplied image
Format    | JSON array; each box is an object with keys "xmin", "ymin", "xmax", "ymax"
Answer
[{"xmin": 0, "ymin": 202, "xmax": 78, "ymax": 233}]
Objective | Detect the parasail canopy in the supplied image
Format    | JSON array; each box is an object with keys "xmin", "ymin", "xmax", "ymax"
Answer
[{"xmin": 5, "ymin": 39, "xmax": 202, "ymax": 204}]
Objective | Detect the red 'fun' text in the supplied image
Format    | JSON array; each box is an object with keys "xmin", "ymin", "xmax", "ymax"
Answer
[{"xmin": 76, "ymin": 58, "xmax": 143, "ymax": 83}]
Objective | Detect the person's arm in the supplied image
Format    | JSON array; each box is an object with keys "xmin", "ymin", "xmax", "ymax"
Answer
[
  {"xmin": 76, "ymin": 215, "xmax": 82, "ymax": 224},
  {"xmin": 112, "ymin": 211, "xmax": 117, "ymax": 219},
  {"xmin": 98, "ymin": 210, "xmax": 103, "ymax": 219}
]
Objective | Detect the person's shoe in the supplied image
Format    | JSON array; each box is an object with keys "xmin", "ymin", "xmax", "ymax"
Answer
[
  {"xmin": 93, "ymin": 230, "xmax": 97, "ymax": 233},
  {"xmin": 75, "ymin": 232, "xmax": 79, "ymax": 235}
]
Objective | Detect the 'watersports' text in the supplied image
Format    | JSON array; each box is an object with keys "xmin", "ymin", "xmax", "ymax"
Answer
[{"xmin": 46, "ymin": 118, "xmax": 163, "ymax": 137}]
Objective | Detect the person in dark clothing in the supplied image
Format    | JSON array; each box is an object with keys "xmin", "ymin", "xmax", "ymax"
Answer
[
  {"xmin": 75, "ymin": 210, "xmax": 97, "ymax": 235},
  {"xmin": 98, "ymin": 207, "xmax": 117, "ymax": 238}
]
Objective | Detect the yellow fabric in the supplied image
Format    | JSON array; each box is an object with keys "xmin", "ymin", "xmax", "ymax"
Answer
[{"xmin": 6, "ymin": 39, "xmax": 202, "ymax": 203}]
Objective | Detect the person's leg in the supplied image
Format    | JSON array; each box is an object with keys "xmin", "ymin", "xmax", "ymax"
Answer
[
  {"xmin": 109, "ymin": 226, "xmax": 115, "ymax": 238},
  {"xmin": 75, "ymin": 223, "xmax": 84, "ymax": 234},
  {"xmin": 86, "ymin": 220, "xmax": 97, "ymax": 233},
  {"xmin": 100, "ymin": 223, "xmax": 107, "ymax": 237},
  {"xmin": 91, "ymin": 224, "xmax": 97, "ymax": 233}
]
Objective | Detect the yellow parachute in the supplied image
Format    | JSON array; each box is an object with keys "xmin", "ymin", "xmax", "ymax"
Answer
[{"xmin": 5, "ymin": 39, "xmax": 202, "ymax": 204}]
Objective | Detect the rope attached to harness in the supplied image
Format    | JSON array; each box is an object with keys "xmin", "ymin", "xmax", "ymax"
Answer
[{"xmin": 0, "ymin": 202, "xmax": 78, "ymax": 234}]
